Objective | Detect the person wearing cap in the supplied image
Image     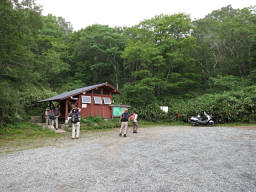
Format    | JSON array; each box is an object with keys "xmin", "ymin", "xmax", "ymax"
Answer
[{"xmin": 119, "ymin": 108, "xmax": 130, "ymax": 137}]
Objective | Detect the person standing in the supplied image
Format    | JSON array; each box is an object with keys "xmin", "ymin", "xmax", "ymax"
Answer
[
  {"xmin": 119, "ymin": 109, "xmax": 130, "ymax": 137},
  {"xmin": 49, "ymin": 109, "xmax": 56, "ymax": 129},
  {"xmin": 131, "ymin": 112, "xmax": 139, "ymax": 133},
  {"xmin": 45, "ymin": 108, "xmax": 51, "ymax": 127},
  {"xmin": 53, "ymin": 107, "xmax": 60, "ymax": 129},
  {"xmin": 69, "ymin": 104, "xmax": 81, "ymax": 139}
]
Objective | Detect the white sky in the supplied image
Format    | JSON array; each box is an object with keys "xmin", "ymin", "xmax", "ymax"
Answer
[{"xmin": 36, "ymin": 0, "xmax": 255, "ymax": 31}]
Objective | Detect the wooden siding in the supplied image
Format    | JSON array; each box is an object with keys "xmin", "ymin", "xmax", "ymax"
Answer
[
  {"xmin": 79, "ymin": 90, "xmax": 112, "ymax": 119},
  {"xmin": 52, "ymin": 84, "xmax": 118, "ymax": 120}
]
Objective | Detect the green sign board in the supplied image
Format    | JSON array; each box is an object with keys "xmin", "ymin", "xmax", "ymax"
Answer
[{"xmin": 112, "ymin": 107, "xmax": 122, "ymax": 117}]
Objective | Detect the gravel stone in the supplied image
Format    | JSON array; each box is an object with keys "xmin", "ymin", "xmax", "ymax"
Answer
[{"xmin": 0, "ymin": 126, "xmax": 256, "ymax": 192}]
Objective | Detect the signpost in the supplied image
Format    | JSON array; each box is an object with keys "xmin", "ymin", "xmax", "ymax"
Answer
[
  {"xmin": 112, "ymin": 106, "xmax": 122, "ymax": 117},
  {"xmin": 111, "ymin": 105, "xmax": 130, "ymax": 118}
]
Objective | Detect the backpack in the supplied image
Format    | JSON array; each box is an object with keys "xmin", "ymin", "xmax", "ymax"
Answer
[
  {"xmin": 130, "ymin": 114, "xmax": 135, "ymax": 121},
  {"xmin": 71, "ymin": 109, "xmax": 80, "ymax": 123},
  {"xmin": 121, "ymin": 112, "xmax": 129, "ymax": 122},
  {"xmin": 49, "ymin": 111, "xmax": 55, "ymax": 120}
]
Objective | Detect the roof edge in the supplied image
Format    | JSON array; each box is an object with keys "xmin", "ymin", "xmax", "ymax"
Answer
[{"xmin": 39, "ymin": 82, "xmax": 121, "ymax": 102}]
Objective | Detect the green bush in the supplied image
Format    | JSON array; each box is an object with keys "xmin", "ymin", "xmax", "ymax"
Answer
[
  {"xmin": 81, "ymin": 116, "xmax": 120, "ymax": 130},
  {"xmin": 130, "ymin": 103, "xmax": 169, "ymax": 122},
  {"xmin": 168, "ymin": 85, "xmax": 256, "ymax": 123}
]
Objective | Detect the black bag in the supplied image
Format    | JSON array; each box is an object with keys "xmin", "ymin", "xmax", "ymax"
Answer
[
  {"xmin": 71, "ymin": 110, "xmax": 79, "ymax": 123},
  {"xmin": 49, "ymin": 111, "xmax": 55, "ymax": 120},
  {"xmin": 121, "ymin": 112, "xmax": 129, "ymax": 122}
]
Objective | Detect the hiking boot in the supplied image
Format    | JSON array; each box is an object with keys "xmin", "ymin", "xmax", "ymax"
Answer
[
  {"xmin": 119, "ymin": 133, "xmax": 122, "ymax": 137},
  {"xmin": 123, "ymin": 134, "xmax": 127, "ymax": 137},
  {"xmin": 133, "ymin": 130, "xmax": 137, "ymax": 133}
]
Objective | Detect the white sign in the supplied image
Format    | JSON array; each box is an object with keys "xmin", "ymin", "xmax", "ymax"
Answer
[
  {"xmin": 160, "ymin": 106, "xmax": 168, "ymax": 113},
  {"xmin": 103, "ymin": 97, "xmax": 111, "ymax": 104},
  {"xmin": 82, "ymin": 96, "xmax": 91, "ymax": 103},
  {"xmin": 82, "ymin": 104, "xmax": 87, "ymax": 108}
]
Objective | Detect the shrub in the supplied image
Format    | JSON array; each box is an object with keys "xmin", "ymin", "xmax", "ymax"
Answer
[
  {"xmin": 130, "ymin": 103, "xmax": 169, "ymax": 122},
  {"xmin": 168, "ymin": 85, "xmax": 256, "ymax": 123},
  {"xmin": 81, "ymin": 116, "xmax": 120, "ymax": 130}
]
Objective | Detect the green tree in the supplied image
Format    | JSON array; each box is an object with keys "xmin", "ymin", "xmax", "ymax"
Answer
[
  {"xmin": 193, "ymin": 5, "xmax": 256, "ymax": 79},
  {"xmin": 35, "ymin": 14, "xmax": 72, "ymax": 90},
  {"xmin": 122, "ymin": 14, "xmax": 201, "ymax": 106},
  {"xmin": 70, "ymin": 25, "xmax": 127, "ymax": 89},
  {"xmin": 0, "ymin": 0, "xmax": 42, "ymax": 125}
]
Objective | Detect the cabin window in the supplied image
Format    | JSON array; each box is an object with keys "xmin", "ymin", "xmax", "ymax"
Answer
[
  {"xmin": 103, "ymin": 97, "xmax": 111, "ymax": 104},
  {"xmin": 94, "ymin": 96, "xmax": 102, "ymax": 104},
  {"xmin": 81, "ymin": 96, "xmax": 91, "ymax": 104},
  {"xmin": 93, "ymin": 88, "xmax": 101, "ymax": 94}
]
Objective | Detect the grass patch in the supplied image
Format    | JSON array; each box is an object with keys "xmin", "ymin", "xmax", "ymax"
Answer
[
  {"xmin": 0, "ymin": 122, "xmax": 58, "ymax": 140},
  {"xmin": 139, "ymin": 120, "xmax": 189, "ymax": 127},
  {"xmin": 80, "ymin": 116, "xmax": 120, "ymax": 130},
  {"xmin": 0, "ymin": 122, "xmax": 62, "ymax": 153},
  {"xmin": 0, "ymin": 122, "xmax": 60, "ymax": 146},
  {"xmin": 78, "ymin": 117, "xmax": 189, "ymax": 131}
]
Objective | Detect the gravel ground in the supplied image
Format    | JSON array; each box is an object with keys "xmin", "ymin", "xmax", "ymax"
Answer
[{"xmin": 0, "ymin": 126, "xmax": 256, "ymax": 192}]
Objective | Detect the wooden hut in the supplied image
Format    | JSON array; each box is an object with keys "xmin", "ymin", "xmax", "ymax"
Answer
[{"xmin": 40, "ymin": 82, "xmax": 121, "ymax": 121}]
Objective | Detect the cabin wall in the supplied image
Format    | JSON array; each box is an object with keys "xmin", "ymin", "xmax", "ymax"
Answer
[{"xmin": 79, "ymin": 87, "xmax": 113, "ymax": 119}]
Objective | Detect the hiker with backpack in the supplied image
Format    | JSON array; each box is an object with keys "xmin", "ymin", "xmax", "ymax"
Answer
[
  {"xmin": 119, "ymin": 109, "xmax": 130, "ymax": 137},
  {"xmin": 69, "ymin": 104, "xmax": 81, "ymax": 139}
]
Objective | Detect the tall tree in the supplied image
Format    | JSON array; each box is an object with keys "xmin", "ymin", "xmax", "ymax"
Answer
[
  {"xmin": 35, "ymin": 14, "xmax": 72, "ymax": 90},
  {"xmin": 70, "ymin": 25, "xmax": 127, "ymax": 89},
  {"xmin": 122, "ymin": 14, "xmax": 201, "ymax": 105},
  {"xmin": 193, "ymin": 5, "xmax": 256, "ymax": 79},
  {"xmin": 0, "ymin": 0, "xmax": 42, "ymax": 124}
]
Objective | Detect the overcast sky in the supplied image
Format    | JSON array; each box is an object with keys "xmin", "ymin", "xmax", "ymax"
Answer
[{"xmin": 36, "ymin": 0, "xmax": 255, "ymax": 31}]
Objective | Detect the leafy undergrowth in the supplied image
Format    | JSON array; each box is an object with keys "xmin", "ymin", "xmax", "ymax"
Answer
[
  {"xmin": 80, "ymin": 116, "xmax": 121, "ymax": 130},
  {"xmin": 79, "ymin": 116, "xmax": 189, "ymax": 130},
  {"xmin": 139, "ymin": 120, "xmax": 189, "ymax": 127}
]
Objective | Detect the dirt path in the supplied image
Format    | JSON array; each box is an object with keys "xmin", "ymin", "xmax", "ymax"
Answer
[{"xmin": 0, "ymin": 126, "xmax": 256, "ymax": 192}]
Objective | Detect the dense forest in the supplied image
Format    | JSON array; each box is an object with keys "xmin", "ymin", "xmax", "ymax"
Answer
[{"xmin": 1, "ymin": 0, "xmax": 256, "ymax": 126}]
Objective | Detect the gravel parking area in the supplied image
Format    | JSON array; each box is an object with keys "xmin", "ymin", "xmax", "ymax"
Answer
[{"xmin": 1, "ymin": 126, "xmax": 256, "ymax": 192}]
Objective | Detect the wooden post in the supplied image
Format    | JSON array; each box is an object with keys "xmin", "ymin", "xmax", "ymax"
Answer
[
  {"xmin": 49, "ymin": 101, "xmax": 53, "ymax": 110},
  {"xmin": 65, "ymin": 99, "xmax": 68, "ymax": 120},
  {"xmin": 110, "ymin": 91, "xmax": 113, "ymax": 119},
  {"xmin": 78, "ymin": 95, "xmax": 81, "ymax": 108},
  {"xmin": 68, "ymin": 100, "xmax": 72, "ymax": 108},
  {"xmin": 91, "ymin": 91, "xmax": 94, "ymax": 116},
  {"xmin": 101, "ymin": 88, "xmax": 104, "ymax": 117}
]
